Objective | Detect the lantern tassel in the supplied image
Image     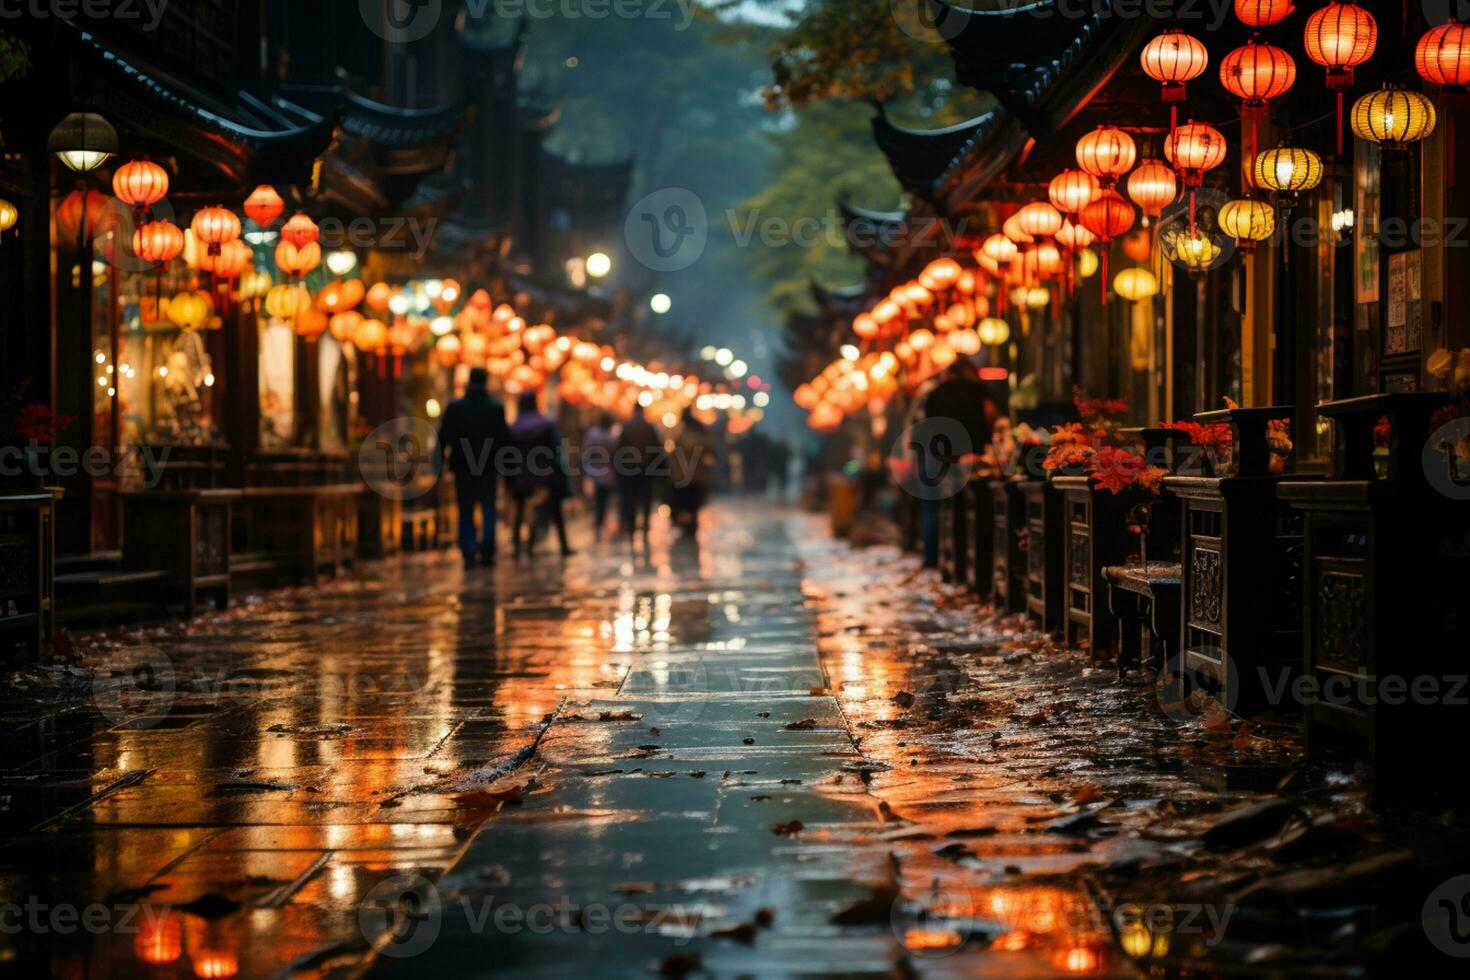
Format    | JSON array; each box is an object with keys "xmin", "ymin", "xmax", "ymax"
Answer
[
  {"xmin": 1336, "ymin": 91, "xmax": 1344, "ymax": 157},
  {"xmin": 1100, "ymin": 247, "xmax": 1109, "ymax": 305}
]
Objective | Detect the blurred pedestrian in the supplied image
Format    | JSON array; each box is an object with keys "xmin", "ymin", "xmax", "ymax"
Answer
[
  {"xmin": 616, "ymin": 409, "xmax": 660, "ymax": 539},
  {"xmin": 670, "ymin": 407, "xmax": 715, "ymax": 534},
  {"xmin": 509, "ymin": 391, "xmax": 575, "ymax": 558},
  {"xmin": 583, "ymin": 412, "xmax": 619, "ymax": 541},
  {"xmin": 438, "ymin": 367, "xmax": 509, "ymax": 569}
]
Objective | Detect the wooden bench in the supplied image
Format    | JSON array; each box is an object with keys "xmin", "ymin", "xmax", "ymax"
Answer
[
  {"xmin": 238, "ymin": 484, "xmax": 361, "ymax": 584},
  {"xmin": 121, "ymin": 489, "xmax": 240, "ymax": 616},
  {"xmin": 0, "ymin": 491, "xmax": 60, "ymax": 658},
  {"xmin": 1105, "ymin": 562, "xmax": 1183, "ymax": 677},
  {"xmin": 1278, "ymin": 392, "xmax": 1470, "ymax": 802}
]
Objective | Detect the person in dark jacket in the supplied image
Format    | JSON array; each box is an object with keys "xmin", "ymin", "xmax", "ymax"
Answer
[
  {"xmin": 918, "ymin": 360, "xmax": 999, "ymax": 568},
  {"xmin": 509, "ymin": 390, "xmax": 575, "ymax": 558},
  {"xmin": 439, "ymin": 367, "xmax": 510, "ymax": 569},
  {"xmin": 616, "ymin": 410, "xmax": 661, "ymax": 539}
]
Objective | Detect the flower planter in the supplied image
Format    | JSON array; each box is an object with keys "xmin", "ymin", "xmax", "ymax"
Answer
[
  {"xmin": 1164, "ymin": 407, "xmax": 1310, "ymax": 715},
  {"xmin": 1018, "ymin": 477, "xmax": 1064, "ymax": 633},
  {"xmin": 1279, "ymin": 393, "xmax": 1470, "ymax": 803},
  {"xmin": 989, "ymin": 478, "xmax": 1025, "ymax": 613}
]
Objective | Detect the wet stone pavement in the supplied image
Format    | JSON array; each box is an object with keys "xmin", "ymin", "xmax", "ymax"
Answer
[{"xmin": 3, "ymin": 500, "xmax": 1469, "ymax": 978}]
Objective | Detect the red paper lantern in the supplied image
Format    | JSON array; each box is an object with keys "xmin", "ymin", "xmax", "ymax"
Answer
[
  {"xmin": 1048, "ymin": 169, "xmax": 1100, "ymax": 215},
  {"xmin": 1417, "ymin": 19, "xmax": 1470, "ymax": 90},
  {"xmin": 244, "ymin": 184, "xmax": 285, "ymax": 227},
  {"xmin": 56, "ymin": 189, "xmax": 115, "ymax": 246},
  {"xmin": 1126, "ymin": 159, "xmax": 1178, "ymax": 219},
  {"xmin": 191, "ymin": 206, "xmax": 241, "ymax": 255},
  {"xmin": 1079, "ymin": 190, "xmax": 1135, "ymax": 302},
  {"xmin": 1140, "ymin": 30, "xmax": 1209, "ymax": 103},
  {"xmin": 132, "ymin": 219, "xmax": 184, "ymax": 266},
  {"xmin": 281, "ymin": 213, "xmax": 319, "ymax": 249},
  {"xmin": 1304, "ymin": 2, "xmax": 1376, "ymax": 89},
  {"xmin": 1164, "ymin": 122, "xmax": 1227, "ymax": 186},
  {"xmin": 1076, "ymin": 126, "xmax": 1137, "ymax": 188},
  {"xmin": 1235, "ymin": 0, "xmax": 1294, "ymax": 27},
  {"xmin": 1221, "ymin": 40, "xmax": 1297, "ymax": 108},
  {"xmin": 111, "ymin": 158, "xmax": 168, "ymax": 217},
  {"xmin": 1016, "ymin": 201, "xmax": 1063, "ymax": 239}
]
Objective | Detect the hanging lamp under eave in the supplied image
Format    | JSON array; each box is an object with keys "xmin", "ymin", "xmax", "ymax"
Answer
[
  {"xmin": 1416, "ymin": 18, "xmax": 1470, "ymax": 186},
  {"xmin": 1253, "ymin": 144, "xmax": 1324, "ymax": 210},
  {"xmin": 0, "ymin": 198, "xmax": 17, "ymax": 237},
  {"xmin": 1350, "ymin": 86, "xmax": 1437, "ymax": 149},
  {"xmin": 48, "ymin": 111, "xmax": 117, "ymax": 173},
  {"xmin": 1126, "ymin": 159, "xmax": 1178, "ymax": 220},
  {"xmin": 1076, "ymin": 126, "xmax": 1137, "ymax": 189},
  {"xmin": 1141, "ymin": 30, "xmax": 1208, "ymax": 132}
]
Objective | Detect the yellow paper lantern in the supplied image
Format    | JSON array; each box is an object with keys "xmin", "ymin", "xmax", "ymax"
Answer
[
  {"xmin": 166, "ymin": 291, "xmax": 211, "ymax": 330},
  {"xmin": 0, "ymin": 198, "xmax": 17, "ymax": 234},
  {"xmin": 977, "ymin": 317, "xmax": 1011, "ymax": 346},
  {"xmin": 1218, "ymin": 197, "xmax": 1276, "ymax": 248},
  {"xmin": 1075, "ymin": 247, "xmax": 1100, "ymax": 279},
  {"xmin": 1350, "ymin": 85, "xmax": 1436, "ymax": 148},
  {"xmin": 1113, "ymin": 268, "xmax": 1159, "ymax": 301},
  {"xmin": 1252, "ymin": 145, "xmax": 1324, "ymax": 202}
]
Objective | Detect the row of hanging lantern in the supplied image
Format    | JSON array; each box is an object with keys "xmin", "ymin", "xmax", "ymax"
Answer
[{"xmin": 799, "ymin": 6, "xmax": 1467, "ymax": 433}]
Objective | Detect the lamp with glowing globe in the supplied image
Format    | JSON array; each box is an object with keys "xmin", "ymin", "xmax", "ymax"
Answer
[{"xmin": 1350, "ymin": 85, "xmax": 1437, "ymax": 149}]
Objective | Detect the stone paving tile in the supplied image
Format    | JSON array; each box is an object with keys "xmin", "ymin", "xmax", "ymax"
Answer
[{"xmin": 4, "ymin": 502, "xmax": 1468, "ymax": 978}]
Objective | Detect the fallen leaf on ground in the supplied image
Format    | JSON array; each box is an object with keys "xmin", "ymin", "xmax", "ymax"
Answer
[{"xmin": 771, "ymin": 820, "xmax": 804, "ymax": 836}]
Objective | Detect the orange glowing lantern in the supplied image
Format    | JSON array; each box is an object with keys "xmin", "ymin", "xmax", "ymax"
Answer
[
  {"xmin": 243, "ymin": 184, "xmax": 285, "ymax": 227},
  {"xmin": 200, "ymin": 238, "xmax": 251, "ymax": 279},
  {"xmin": 1075, "ymin": 125, "xmax": 1137, "ymax": 188},
  {"xmin": 1079, "ymin": 189, "xmax": 1135, "ymax": 301},
  {"xmin": 56, "ymin": 189, "xmax": 115, "ymax": 246},
  {"xmin": 274, "ymin": 239, "xmax": 320, "ymax": 278},
  {"xmin": 133, "ymin": 219, "xmax": 184, "ymax": 267},
  {"xmin": 1235, "ymin": 0, "xmax": 1294, "ymax": 27},
  {"xmin": 1418, "ymin": 19, "xmax": 1470, "ymax": 89},
  {"xmin": 1016, "ymin": 201, "xmax": 1063, "ymax": 239},
  {"xmin": 365, "ymin": 281, "xmax": 394, "ymax": 313},
  {"xmin": 191, "ymin": 206, "xmax": 240, "ymax": 256},
  {"xmin": 265, "ymin": 283, "xmax": 312, "ymax": 321},
  {"xmin": 112, "ymin": 158, "xmax": 169, "ymax": 220},
  {"xmin": 1140, "ymin": 30, "xmax": 1209, "ymax": 130},
  {"xmin": 980, "ymin": 233, "xmax": 1019, "ymax": 266},
  {"xmin": 1055, "ymin": 217, "xmax": 1095, "ymax": 251},
  {"xmin": 193, "ymin": 950, "xmax": 239, "ymax": 979},
  {"xmin": 1121, "ymin": 227, "xmax": 1153, "ymax": 263},
  {"xmin": 1164, "ymin": 121, "xmax": 1227, "ymax": 187},
  {"xmin": 294, "ymin": 304, "xmax": 329, "ymax": 340},
  {"xmin": 1126, "ymin": 159, "xmax": 1178, "ymax": 219},
  {"xmin": 435, "ymin": 334, "xmax": 463, "ymax": 367},
  {"xmin": 1304, "ymin": 1, "xmax": 1378, "ymax": 153},
  {"xmin": 1221, "ymin": 40, "xmax": 1297, "ymax": 109},
  {"xmin": 355, "ymin": 318, "xmax": 389, "ymax": 353},
  {"xmin": 318, "ymin": 278, "xmax": 365, "ymax": 313},
  {"xmin": 329, "ymin": 310, "xmax": 363, "ymax": 345},
  {"xmin": 1048, "ymin": 169, "xmax": 1101, "ymax": 215},
  {"xmin": 853, "ymin": 313, "xmax": 879, "ymax": 339},
  {"xmin": 280, "ymin": 212, "xmax": 320, "ymax": 249}
]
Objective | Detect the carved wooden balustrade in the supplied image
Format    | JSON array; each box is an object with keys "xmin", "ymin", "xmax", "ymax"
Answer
[
  {"xmin": 1164, "ymin": 407, "xmax": 1312, "ymax": 714},
  {"xmin": 1278, "ymin": 392, "xmax": 1469, "ymax": 801},
  {"xmin": 1018, "ymin": 477, "xmax": 1064, "ymax": 633}
]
